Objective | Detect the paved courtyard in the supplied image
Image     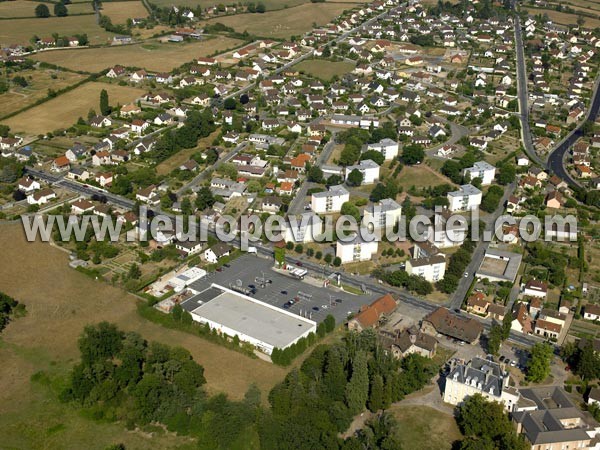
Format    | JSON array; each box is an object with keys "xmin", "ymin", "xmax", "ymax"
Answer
[{"xmin": 184, "ymin": 254, "xmax": 379, "ymax": 323}]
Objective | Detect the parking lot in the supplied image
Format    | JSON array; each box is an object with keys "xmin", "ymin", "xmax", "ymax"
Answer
[{"xmin": 186, "ymin": 254, "xmax": 379, "ymax": 323}]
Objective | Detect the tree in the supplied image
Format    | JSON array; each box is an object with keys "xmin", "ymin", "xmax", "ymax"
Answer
[
  {"xmin": 345, "ymin": 351, "xmax": 369, "ymax": 414},
  {"xmin": 307, "ymin": 165, "xmax": 323, "ymax": 183},
  {"xmin": 526, "ymin": 342, "xmax": 553, "ymax": 383},
  {"xmin": 347, "ymin": 169, "xmax": 364, "ymax": 186},
  {"xmin": 35, "ymin": 3, "xmax": 50, "ymax": 17},
  {"xmin": 324, "ymin": 253, "xmax": 333, "ymax": 264},
  {"xmin": 497, "ymin": 163, "xmax": 516, "ymax": 185},
  {"xmin": 576, "ymin": 342, "xmax": 600, "ymax": 381},
  {"xmin": 54, "ymin": 1, "xmax": 68, "ymax": 16},
  {"xmin": 401, "ymin": 144, "xmax": 424, "ymax": 165},
  {"xmin": 195, "ymin": 187, "xmax": 214, "ymax": 211},
  {"xmin": 368, "ymin": 374, "xmax": 385, "ymax": 412},
  {"xmin": 99, "ymin": 89, "xmax": 110, "ymax": 116},
  {"xmin": 255, "ymin": 2, "xmax": 266, "ymax": 13},
  {"xmin": 223, "ymin": 98, "xmax": 236, "ymax": 110},
  {"xmin": 501, "ymin": 311, "xmax": 512, "ymax": 340},
  {"xmin": 128, "ymin": 263, "xmax": 141, "ymax": 280},
  {"xmin": 487, "ymin": 324, "xmax": 503, "ymax": 356},
  {"xmin": 333, "ymin": 257, "xmax": 342, "ymax": 267},
  {"xmin": 360, "ymin": 150, "xmax": 385, "ymax": 165},
  {"xmin": 340, "ymin": 202, "xmax": 360, "ymax": 222}
]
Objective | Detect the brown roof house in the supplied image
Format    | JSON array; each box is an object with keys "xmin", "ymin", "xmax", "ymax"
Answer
[
  {"xmin": 421, "ymin": 307, "xmax": 483, "ymax": 344},
  {"xmin": 466, "ymin": 292, "xmax": 489, "ymax": 316},
  {"xmin": 379, "ymin": 326, "xmax": 438, "ymax": 359},
  {"xmin": 348, "ymin": 294, "xmax": 397, "ymax": 332}
]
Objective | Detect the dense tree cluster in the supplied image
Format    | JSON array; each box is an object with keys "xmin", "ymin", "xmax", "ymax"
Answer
[
  {"xmin": 60, "ymin": 324, "xmax": 439, "ymax": 449},
  {"xmin": 456, "ymin": 394, "xmax": 528, "ymax": 450},
  {"xmin": 372, "ymin": 267, "xmax": 433, "ymax": 296},
  {"xmin": 524, "ymin": 243, "xmax": 567, "ymax": 286},
  {"xmin": 526, "ymin": 342, "xmax": 553, "ymax": 383},
  {"xmin": 561, "ymin": 340, "xmax": 600, "ymax": 381},
  {"xmin": 436, "ymin": 239, "xmax": 476, "ymax": 294},
  {"xmin": 481, "ymin": 185, "xmax": 505, "ymax": 213}
]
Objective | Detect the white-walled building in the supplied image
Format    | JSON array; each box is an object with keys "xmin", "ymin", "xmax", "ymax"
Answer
[
  {"xmin": 363, "ymin": 198, "xmax": 402, "ymax": 230},
  {"xmin": 447, "ymin": 184, "xmax": 482, "ymax": 212},
  {"xmin": 283, "ymin": 213, "xmax": 322, "ymax": 243},
  {"xmin": 443, "ymin": 357, "xmax": 520, "ymax": 411},
  {"xmin": 365, "ymin": 138, "xmax": 399, "ymax": 160},
  {"xmin": 523, "ymin": 280, "xmax": 548, "ymax": 299},
  {"xmin": 462, "ymin": 161, "xmax": 496, "ymax": 185},
  {"xmin": 336, "ymin": 234, "xmax": 379, "ymax": 264},
  {"xmin": 345, "ymin": 159, "xmax": 380, "ymax": 185},
  {"xmin": 405, "ymin": 254, "xmax": 446, "ymax": 282},
  {"xmin": 311, "ymin": 185, "xmax": 349, "ymax": 213},
  {"xmin": 427, "ymin": 209, "xmax": 468, "ymax": 248}
]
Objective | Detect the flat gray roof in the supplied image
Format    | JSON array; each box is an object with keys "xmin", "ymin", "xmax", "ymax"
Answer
[
  {"xmin": 189, "ymin": 287, "xmax": 316, "ymax": 349},
  {"xmin": 476, "ymin": 248, "xmax": 522, "ymax": 282}
]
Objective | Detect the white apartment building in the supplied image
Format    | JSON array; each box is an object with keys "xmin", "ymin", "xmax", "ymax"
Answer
[
  {"xmin": 405, "ymin": 254, "xmax": 446, "ymax": 282},
  {"xmin": 462, "ymin": 161, "xmax": 496, "ymax": 185},
  {"xmin": 311, "ymin": 185, "xmax": 349, "ymax": 213},
  {"xmin": 444, "ymin": 357, "xmax": 520, "ymax": 412},
  {"xmin": 283, "ymin": 213, "xmax": 322, "ymax": 243},
  {"xmin": 365, "ymin": 138, "xmax": 399, "ymax": 160},
  {"xmin": 362, "ymin": 198, "xmax": 402, "ymax": 230},
  {"xmin": 447, "ymin": 184, "xmax": 482, "ymax": 212},
  {"xmin": 345, "ymin": 159, "xmax": 380, "ymax": 185},
  {"xmin": 427, "ymin": 209, "xmax": 468, "ymax": 248},
  {"xmin": 336, "ymin": 234, "xmax": 379, "ymax": 264}
]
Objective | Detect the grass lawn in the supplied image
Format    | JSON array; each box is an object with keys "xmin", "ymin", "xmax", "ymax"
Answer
[
  {"xmin": 295, "ymin": 59, "xmax": 356, "ymax": 82},
  {"xmin": 0, "ymin": 222, "xmax": 287, "ymax": 412},
  {"xmin": 397, "ymin": 164, "xmax": 455, "ymax": 190},
  {"xmin": 100, "ymin": 1, "xmax": 148, "ymax": 24},
  {"xmin": 2, "ymin": 81, "xmax": 145, "ymax": 135},
  {"xmin": 0, "ymin": 15, "xmax": 114, "ymax": 46},
  {"xmin": 388, "ymin": 405, "xmax": 462, "ymax": 450},
  {"xmin": 202, "ymin": 3, "xmax": 353, "ymax": 39},
  {"xmin": 32, "ymin": 36, "xmax": 244, "ymax": 72},
  {"xmin": 0, "ymin": 69, "xmax": 86, "ymax": 119}
]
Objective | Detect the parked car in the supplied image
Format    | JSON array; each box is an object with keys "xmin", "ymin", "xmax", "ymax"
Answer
[
  {"xmin": 281, "ymin": 290, "xmax": 288, "ymax": 295},
  {"xmin": 312, "ymin": 306, "xmax": 320, "ymax": 312}
]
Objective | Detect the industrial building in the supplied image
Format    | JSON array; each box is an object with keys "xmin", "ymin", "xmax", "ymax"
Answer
[{"xmin": 182, "ymin": 284, "xmax": 317, "ymax": 355}]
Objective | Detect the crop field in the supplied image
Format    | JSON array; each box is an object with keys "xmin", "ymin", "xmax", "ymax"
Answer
[
  {"xmin": 1, "ymin": 82, "xmax": 144, "ymax": 135},
  {"xmin": 0, "ymin": 69, "xmax": 86, "ymax": 119},
  {"xmin": 203, "ymin": 3, "xmax": 354, "ymax": 39},
  {"xmin": 0, "ymin": 15, "xmax": 114, "ymax": 46},
  {"xmin": 295, "ymin": 59, "xmax": 356, "ymax": 81},
  {"xmin": 0, "ymin": 1, "xmax": 48, "ymax": 18},
  {"xmin": 528, "ymin": 8, "xmax": 600, "ymax": 28},
  {"xmin": 64, "ymin": 2, "xmax": 95, "ymax": 14},
  {"xmin": 101, "ymin": 1, "xmax": 148, "ymax": 24},
  {"xmin": 32, "ymin": 36, "xmax": 244, "ymax": 72}
]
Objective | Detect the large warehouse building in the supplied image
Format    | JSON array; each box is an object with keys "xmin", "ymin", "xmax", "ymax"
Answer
[{"xmin": 182, "ymin": 284, "xmax": 317, "ymax": 355}]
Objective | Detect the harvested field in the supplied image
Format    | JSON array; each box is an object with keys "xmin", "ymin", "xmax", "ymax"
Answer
[
  {"xmin": 0, "ymin": 15, "xmax": 114, "ymax": 46},
  {"xmin": 0, "ymin": 1, "xmax": 49, "ymax": 18},
  {"xmin": 527, "ymin": 8, "xmax": 600, "ymax": 28},
  {"xmin": 1, "ymin": 82, "xmax": 144, "ymax": 135},
  {"xmin": 295, "ymin": 59, "xmax": 356, "ymax": 81},
  {"xmin": 100, "ymin": 1, "xmax": 148, "ymax": 24},
  {"xmin": 32, "ymin": 36, "xmax": 244, "ymax": 72},
  {"xmin": 0, "ymin": 69, "xmax": 86, "ymax": 119},
  {"xmin": 202, "ymin": 3, "xmax": 354, "ymax": 39}
]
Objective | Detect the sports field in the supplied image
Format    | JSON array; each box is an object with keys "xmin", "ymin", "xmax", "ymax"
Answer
[
  {"xmin": 101, "ymin": 1, "xmax": 148, "ymax": 24},
  {"xmin": 203, "ymin": 2, "xmax": 353, "ymax": 39},
  {"xmin": 0, "ymin": 222, "xmax": 287, "ymax": 448},
  {"xmin": 0, "ymin": 15, "xmax": 114, "ymax": 46},
  {"xmin": 32, "ymin": 36, "xmax": 243, "ymax": 72},
  {"xmin": 295, "ymin": 59, "xmax": 356, "ymax": 81},
  {"xmin": 1, "ymin": 82, "xmax": 144, "ymax": 135}
]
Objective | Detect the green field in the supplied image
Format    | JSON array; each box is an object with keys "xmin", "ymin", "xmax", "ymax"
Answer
[
  {"xmin": 390, "ymin": 405, "xmax": 462, "ymax": 450},
  {"xmin": 295, "ymin": 59, "xmax": 356, "ymax": 81},
  {"xmin": 149, "ymin": 0, "xmax": 309, "ymax": 10}
]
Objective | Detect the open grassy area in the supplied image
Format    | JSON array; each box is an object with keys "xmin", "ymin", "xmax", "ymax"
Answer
[
  {"xmin": 0, "ymin": 15, "xmax": 114, "ymax": 46},
  {"xmin": 397, "ymin": 164, "xmax": 455, "ymax": 190},
  {"xmin": 156, "ymin": 130, "xmax": 220, "ymax": 175},
  {"xmin": 527, "ymin": 8, "xmax": 600, "ymax": 28},
  {"xmin": 202, "ymin": 3, "xmax": 353, "ymax": 39},
  {"xmin": 389, "ymin": 405, "xmax": 462, "ymax": 450},
  {"xmin": 0, "ymin": 1, "xmax": 49, "ymax": 18},
  {"xmin": 2, "ymin": 81, "xmax": 145, "ymax": 135},
  {"xmin": 101, "ymin": 1, "xmax": 148, "ymax": 24},
  {"xmin": 0, "ymin": 69, "xmax": 86, "ymax": 119},
  {"xmin": 33, "ymin": 36, "xmax": 244, "ymax": 72},
  {"xmin": 295, "ymin": 59, "xmax": 356, "ymax": 82},
  {"xmin": 0, "ymin": 222, "xmax": 287, "ymax": 424}
]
